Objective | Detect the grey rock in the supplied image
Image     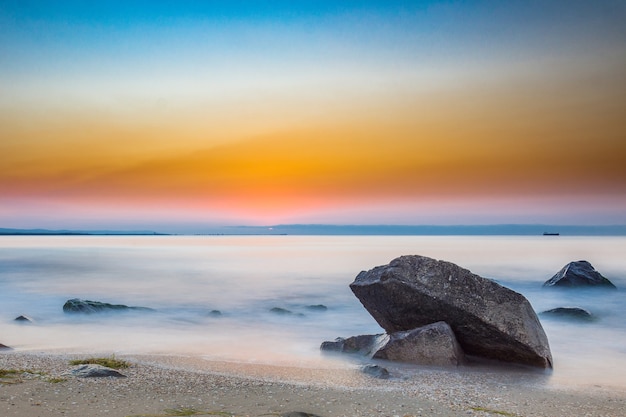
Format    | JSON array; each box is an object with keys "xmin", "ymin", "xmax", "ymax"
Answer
[
  {"xmin": 306, "ymin": 304, "xmax": 328, "ymax": 311},
  {"xmin": 14, "ymin": 315, "xmax": 33, "ymax": 323},
  {"xmin": 320, "ymin": 334, "xmax": 386, "ymax": 356},
  {"xmin": 350, "ymin": 255, "xmax": 552, "ymax": 368},
  {"xmin": 280, "ymin": 413, "xmax": 324, "ymax": 417},
  {"xmin": 541, "ymin": 307, "xmax": 594, "ymax": 321},
  {"xmin": 67, "ymin": 364, "xmax": 126, "ymax": 378},
  {"xmin": 63, "ymin": 298, "xmax": 154, "ymax": 314},
  {"xmin": 0, "ymin": 343, "xmax": 11, "ymax": 350},
  {"xmin": 373, "ymin": 321, "xmax": 464, "ymax": 366},
  {"xmin": 361, "ymin": 364, "xmax": 390, "ymax": 379},
  {"xmin": 543, "ymin": 261, "xmax": 617, "ymax": 289},
  {"xmin": 269, "ymin": 307, "xmax": 304, "ymax": 317}
]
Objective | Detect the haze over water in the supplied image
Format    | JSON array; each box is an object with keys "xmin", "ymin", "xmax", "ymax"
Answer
[{"xmin": 1, "ymin": 235, "xmax": 625, "ymax": 390}]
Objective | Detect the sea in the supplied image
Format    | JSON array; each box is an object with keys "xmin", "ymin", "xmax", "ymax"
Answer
[{"xmin": 1, "ymin": 235, "xmax": 625, "ymax": 390}]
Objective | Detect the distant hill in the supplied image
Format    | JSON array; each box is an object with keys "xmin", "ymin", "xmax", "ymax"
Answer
[
  {"xmin": 0, "ymin": 228, "xmax": 166, "ymax": 236},
  {"xmin": 208, "ymin": 224, "xmax": 626, "ymax": 236}
]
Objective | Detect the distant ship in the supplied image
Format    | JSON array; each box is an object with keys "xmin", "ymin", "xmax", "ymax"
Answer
[{"xmin": 543, "ymin": 232, "xmax": 560, "ymax": 236}]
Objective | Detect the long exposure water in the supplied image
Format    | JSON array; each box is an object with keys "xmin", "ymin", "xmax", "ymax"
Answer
[{"xmin": 1, "ymin": 235, "xmax": 625, "ymax": 389}]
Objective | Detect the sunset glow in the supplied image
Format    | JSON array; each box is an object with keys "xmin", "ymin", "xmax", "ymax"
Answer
[{"xmin": 1, "ymin": 1, "xmax": 625, "ymax": 231}]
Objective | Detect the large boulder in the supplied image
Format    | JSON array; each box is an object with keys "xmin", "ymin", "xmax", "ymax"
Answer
[
  {"xmin": 543, "ymin": 261, "xmax": 616, "ymax": 289},
  {"xmin": 373, "ymin": 321, "xmax": 464, "ymax": 366},
  {"xmin": 350, "ymin": 255, "xmax": 552, "ymax": 368},
  {"xmin": 63, "ymin": 298, "xmax": 154, "ymax": 314}
]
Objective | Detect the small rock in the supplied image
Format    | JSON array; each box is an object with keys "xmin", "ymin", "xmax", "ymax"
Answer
[
  {"xmin": 281, "ymin": 412, "xmax": 324, "ymax": 417},
  {"xmin": 541, "ymin": 307, "xmax": 594, "ymax": 321},
  {"xmin": 66, "ymin": 364, "xmax": 126, "ymax": 378},
  {"xmin": 361, "ymin": 364, "xmax": 390, "ymax": 379},
  {"xmin": 543, "ymin": 260, "xmax": 616, "ymax": 289},
  {"xmin": 269, "ymin": 307, "xmax": 304, "ymax": 317},
  {"xmin": 320, "ymin": 334, "xmax": 386, "ymax": 356},
  {"xmin": 14, "ymin": 315, "xmax": 33, "ymax": 323},
  {"xmin": 306, "ymin": 304, "xmax": 328, "ymax": 311},
  {"xmin": 0, "ymin": 343, "xmax": 11, "ymax": 350},
  {"xmin": 207, "ymin": 310, "xmax": 222, "ymax": 317}
]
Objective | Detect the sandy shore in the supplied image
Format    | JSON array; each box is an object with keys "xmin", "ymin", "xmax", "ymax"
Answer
[{"xmin": 1, "ymin": 351, "xmax": 625, "ymax": 417}]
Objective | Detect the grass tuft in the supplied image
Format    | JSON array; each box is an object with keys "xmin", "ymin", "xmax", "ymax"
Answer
[
  {"xmin": 69, "ymin": 356, "xmax": 131, "ymax": 369},
  {"xmin": 0, "ymin": 369, "xmax": 21, "ymax": 378}
]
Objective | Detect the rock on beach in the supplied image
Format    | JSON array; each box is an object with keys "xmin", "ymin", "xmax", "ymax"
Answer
[
  {"xmin": 350, "ymin": 255, "xmax": 552, "ymax": 368},
  {"xmin": 373, "ymin": 321, "xmax": 465, "ymax": 366},
  {"xmin": 66, "ymin": 364, "xmax": 126, "ymax": 378}
]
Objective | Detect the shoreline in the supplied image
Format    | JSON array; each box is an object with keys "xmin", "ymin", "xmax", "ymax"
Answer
[{"xmin": 2, "ymin": 351, "xmax": 625, "ymax": 417}]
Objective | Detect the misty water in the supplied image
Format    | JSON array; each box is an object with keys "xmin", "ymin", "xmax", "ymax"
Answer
[{"xmin": 1, "ymin": 235, "xmax": 625, "ymax": 389}]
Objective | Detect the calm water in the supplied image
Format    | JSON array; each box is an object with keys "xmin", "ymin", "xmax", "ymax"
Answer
[{"xmin": 1, "ymin": 235, "xmax": 625, "ymax": 389}]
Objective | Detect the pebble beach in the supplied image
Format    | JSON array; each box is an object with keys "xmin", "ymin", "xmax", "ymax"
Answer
[{"xmin": 2, "ymin": 351, "xmax": 625, "ymax": 417}]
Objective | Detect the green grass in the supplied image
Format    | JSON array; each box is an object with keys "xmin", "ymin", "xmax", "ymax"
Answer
[
  {"xmin": 1, "ymin": 368, "xmax": 66, "ymax": 384},
  {"xmin": 0, "ymin": 368, "xmax": 26, "ymax": 385},
  {"xmin": 0, "ymin": 369, "xmax": 21, "ymax": 378},
  {"xmin": 69, "ymin": 356, "xmax": 131, "ymax": 369}
]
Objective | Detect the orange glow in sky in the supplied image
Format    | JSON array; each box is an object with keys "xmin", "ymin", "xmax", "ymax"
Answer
[{"xmin": 1, "ymin": 1, "xmax": 625, "ymax": 231}]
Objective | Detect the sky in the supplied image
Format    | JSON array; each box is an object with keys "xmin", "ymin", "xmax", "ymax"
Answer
[{"xmin": 1, "ymin": 0, "xmax": 625, "ymax": 231}]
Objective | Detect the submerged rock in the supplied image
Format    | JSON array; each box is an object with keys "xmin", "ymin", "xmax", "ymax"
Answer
[
  {"xmin": 269, "ymin": 307, "xmax": 304, "ymax": 317},
  {"xmin": 0, "ymin": 343, "xmax": 11, "ymax": 350},
  {"xmin": 373, "ymin": 322, "xmax": 464, "ymax": 366},
  {"xmin": 350, "ymin": 255, "xmax": 553, "ymax": 368},
  {"xmin": 541, "ymin": 307, "xmax": 594, "ymax": 321},
  {"xmin": 306, "ymin": 304, "xmax": 328, "ymax": 311},
  {"xmin": 14, "ymin": 315, "xmax": 33, "ymax": 323},
  {"xmin": 543, "ymin": 261, "xmax": 617, "ymax": 289},
  {"xmin": 67, "ymin": 364, "xmax": 126, "ymax": 378},
  {"xmin": 63, "ymin": 298, "xmax": 154, "ymax": 314}
]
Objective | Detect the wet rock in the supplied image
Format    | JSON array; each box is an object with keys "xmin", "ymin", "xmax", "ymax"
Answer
[
  {"xmin": 543, "ymin": 261, "xmax": 617, "ymax": 289},
  {"xmin": 14, "ymin": 315, "xmax": 33, "ymax": 323},
  {"xmin": 269, "ymin": 307, "xmax": 304, "ymax": 317},
  {"xmin": 280, "ymin": 412, "xmax": 324, "ymax": 417},
  {"xmin": 63, "ymin": 298, "xmax": 154, "ymax": 314},
  {"xmin": 66, "ymin": 364, "xmax": 126, "ymax": 378},
  {"xmin": 306, "ymin": 304, "xmax": 328, "ymax": 311},
  {"xmin": 350, "ymin": 255, "xmax": 552, "ymax": 368},
  {"xmin": 541, "ymin": 307, "xmax": 594, "ymax": 321},
  {"xmin": 361, "ymin": 364, "xmax": 390, "ymax": 379},
  {"xmin": 320, "ymin": 334, "xmax": 385, "ymax": 356},
  {"xmin": 207, "ymin": 310, "xmax": 222, "ymax": 317},
  {"xmin": 373, "ymin": 321, "xmax": 465, "ymax": 366},
  {"xmin": 0, "ymin": 343, "xmax": 11, "ymax": 350}
]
